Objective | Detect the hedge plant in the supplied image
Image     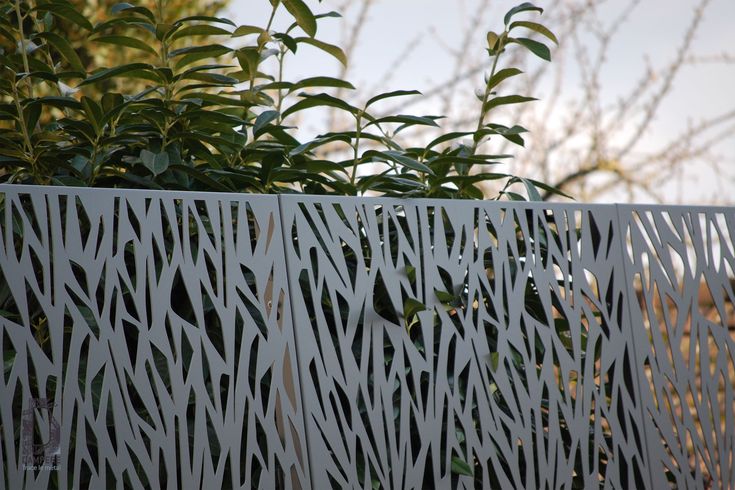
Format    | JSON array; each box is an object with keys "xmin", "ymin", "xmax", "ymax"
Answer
[{"xmin": 0, "ymin": 0, "xmax": 564, "ymax": 200}]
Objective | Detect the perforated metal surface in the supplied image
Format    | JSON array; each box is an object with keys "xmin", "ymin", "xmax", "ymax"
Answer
[
  {"xmin": 0, "ymin": 186, "xmax": 733, "ymax": 489},
  {"xmin": 617, "ymin": 206, "xmax": 735, "ymax": 489},
  {"xmin": 280, "ymin": 197, "xmax": 653, "ymax": 489},
  {"xmin": 0, "ymin": 187, "xmax": 309, "ymax": 489}
]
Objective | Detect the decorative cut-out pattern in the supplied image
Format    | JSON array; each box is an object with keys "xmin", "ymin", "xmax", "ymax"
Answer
[
  {"xmin": 280, "ymin": 196, "xmax": 651, "ymax": 489},
  {"xmin": 0, "ymin": 187, "xmax": 309, "ymax": 490},
  {"xmin": 2, "ymin": 187, "xmax": 733, "ymax": 489},
  {"xmin": 618, "ymin": 206, "xmax": 735, "ymax": 489}
]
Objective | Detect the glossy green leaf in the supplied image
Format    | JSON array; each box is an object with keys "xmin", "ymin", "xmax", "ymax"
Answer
[
  {"xmin": 514, "ymin": 176, "xmax": 573, "ymax": 200},
  {"xmin": 295, "ymin": 37, "xmax": 347, "ymax": 66},
  {"xmin": 509, "ymin": 20, "xmax": 558, "ymax": 44},
  {"xmin": 232, "ymin": 25, "xmax": 264, "ymax": 37},
  {"xmin": 253, "ymin": 110, "xmax": 280, "ymax": 136},
  {"xmin": 283, "ymin": 0, "xmax": 317, "ymax": 37},
  {"xmin": 365, "ymin": 114, "xmax": 439, "ymax": 129},
  {"xmin": 362, "ymin": 150, "xmax": 434, "ymax": 175},
  {"xmin": 177, "ymin": 16, "xmax": 237, "ymax": 26},
  {"xmin": 513, "ymin": 37, "xmax": 551, "ymax": 61},
  {"xmin": 486, "ymin": 67, "xmax": 523, "ymax": 91},
  {"xmin": 425, "ymin": 131, "xmax": 474, "ymax": 151},
  {"xmin": 34, "ymin": 32, "xmax": 85, "ymax": 72},
  {"xmin": 519, "ymin": 177, "xmax": 543, "ymax": 201},
  {"xmin": 482, "ymin": 123, "xmax": 528, "ymax": 146},
  {"xmin": 91, "ymin": 35, "xmax": 157, "ymax": 55},
  {"xmin": 365, "ymin": 90, "xmax": 420, "ymax": 108},
  {"xmin": 273, "ymin": 33, "xmax": 298, "ymax": 52},
  {"xmin": 435, "ymin": 173, "xmax": 508, "ymax": 185},
  {"xmin": 17, "ymin": 71, "xmax": 58, "ymax": 83},
  {"xmin": 174, "ymin": 46, "xmax": 233, "ymax": 70},
  {"xmin": 34, "ymin": 3, "xmax": 93, "ymax": 31},
  {"xmin": 486, "ymin": 31, "xmax": 500, "ymax": 51},
  {"xmin": 295, "ymin": 160, "xmax": 349, "ymax": 175},
  {"xmin": 81, "ymin": 96, "xmax": 103, "ymax": 132},
  {"xmin": 403, "ymin": 298, "xmax": 426, "ymax": 321},
  {"xmin": 235, "ymin": 48, "xmax": 260, "ymax": 81},
  {"xmin": 483, "ymin": 95, "xmax": 536, "ymax": 112},
  {"xmin": 282, "ymin": 93, "xmax": 359, "ymax": 119},
  {"xmin": 155, "ymin": 23, "xmax": 178, "ymax": 41},
  {"xmin": 28, "ymin": 96, "xmax": 81, "ymax": 110},
  {"xmin": 168, "ymin": 165, "xmax": 234, "ymax": 191},
  {"xmin": 504, "ymin": 2, "xmax": 543, "ymax": 25},
  {"xmin": 434, "ymin": 288, "xmax": 459, "ymax": 306},
  {"xmin": 171, "ymin": 24, "xmax": 231, "ymax": 41},
  {"xmin": 169, "ymin": 44, "xmax": 232, "ymax": 58},
  {"xmin": 451, "ymin": 456, "xmax": 474, "ymax": 476},
  {"xmin": 110, "ymin": 3, "xmax": 156, "ymax": 22},
  {"xmin": 179, "ymin": 72, "xmax": 238, "ymax": 85},
  {"xmin": 80, "ymin": 63, "xmax": 152, "ymax": 86},
  {"xmin": 101, "ymin": 92, "xmax": 124, "ymax": 114},
  {"xmin": 91, "ymin": 17, "xmax": 155, "ymax": 35},
  {"xmin": 140, "ymin": 150, "xmax": 169, "ymax": 176},
  {"xmin": 22, "ymin": 103, "xmax": 41, "ymax": 134},
  {"xmin": 289, "ymin": 133, "xmax": 352, "ymax": 156},
  {"xmin": 290, "ymin": 76, "xmax": 354, "ymax": 92}
]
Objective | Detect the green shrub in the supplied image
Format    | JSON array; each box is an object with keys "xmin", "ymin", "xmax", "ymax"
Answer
[{"xmin": 0, "ymin": 0, "xmax": 564, "ymax": 200}]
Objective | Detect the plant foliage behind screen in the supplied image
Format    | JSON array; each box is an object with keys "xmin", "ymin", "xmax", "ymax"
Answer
[{"xmin": 0, "ymin": 0, "xmax": 565, "ymax": 200}]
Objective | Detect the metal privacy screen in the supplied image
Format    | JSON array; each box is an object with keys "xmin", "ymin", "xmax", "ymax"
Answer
[{"xmin": 0, "ymin": 186, "xmax": 733, "ymax": 489}]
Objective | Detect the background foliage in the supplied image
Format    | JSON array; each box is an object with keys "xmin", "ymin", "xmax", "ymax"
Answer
[{"xmin": 0, "ymin": 0, "xmax": 565, "ymax": 200}]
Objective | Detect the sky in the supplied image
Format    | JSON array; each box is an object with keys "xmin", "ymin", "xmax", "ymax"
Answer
[{"xmin": 223, "ymin": 0, "xmax": 735, "ymax": 203}]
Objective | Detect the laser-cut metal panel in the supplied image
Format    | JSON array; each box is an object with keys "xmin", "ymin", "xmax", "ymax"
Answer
[
  {"xmin": 419, "ymin": 202, "xmax": 652, "ymax": 490},
  {"xmin": 617, "ymin": 205, "xmax": 735, "ymax": 489},
  {"xmin": 280, "ymin": 196, "xmax": 651, "ymax": 489},
  {"xmin": 0, "ymin": 186, "xmax": 310, "ymax": 490}
]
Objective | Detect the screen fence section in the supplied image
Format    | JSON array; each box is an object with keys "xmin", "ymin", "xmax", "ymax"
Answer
[
  {"xmin": 0, "ymin": 186, "xmax": 309, "ymax": 490},
  {"xmin": 280, "ymin": 196, "xmax": 652, "ymax": 489},
  {"xmin": 617, "ymin": 205, "xmax": 735, "ymax": 489},
  {"xmin": 1, "ymin": 185, "xmax": 733, "ymax": 490}
]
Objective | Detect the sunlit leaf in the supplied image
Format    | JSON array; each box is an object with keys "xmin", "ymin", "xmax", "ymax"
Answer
[
  {"xmin": 283, "ymin": 0, "xmax": 317, "ymax": 37},
  {"xmin": 509, "ymin": 20, "xmax": 558, "ymax": 44},
  {"xmin": 295, "ymin": 37, "xmax": 347, "ymax": 66},
  {"xmin": 232, "ymin": 25, "xmax": 264, "ymax": 37},
  {"xmin": 289, "ymin": 76, "xmax": 354, "ymax": 92}
]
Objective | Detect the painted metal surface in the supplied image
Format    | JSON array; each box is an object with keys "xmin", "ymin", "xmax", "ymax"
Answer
[
  {"xmin": 617, "ymin": 205, "xmax": 735, "ymax": 489},
  {"xmin": 0, "ymin": 186, "xmax": 309, "ymax": 490},
  {"xmin": 280, "ymin": 196, "xmax": 651, "ymax": 489},
  {"xmin": 0, "ymin": 185, "xmax": 732, "ymax": 489}
]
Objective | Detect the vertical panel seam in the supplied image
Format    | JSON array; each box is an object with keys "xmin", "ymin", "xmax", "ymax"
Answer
[
  {"xmin": 613, "ymin": 203, "xmax": 656, "ymax": 490},
  {"xmin": 276, "ymin": 194, "xmax": 315, "ymax": 490}
]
